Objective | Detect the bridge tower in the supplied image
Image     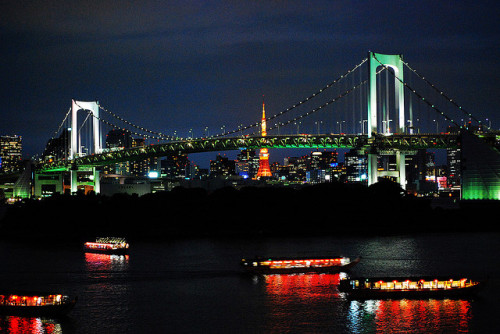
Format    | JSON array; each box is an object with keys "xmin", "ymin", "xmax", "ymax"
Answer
[
  {"xmin": 69, "ymin": 99, "xmax": 102, "ymax": 194},
  {"xmin": 367, "ymin": 52, "xmax": 407, "ymax": 189},
  {"xmin": 256, "ymin": 100, "xmax": 272, "ymax": 179}
]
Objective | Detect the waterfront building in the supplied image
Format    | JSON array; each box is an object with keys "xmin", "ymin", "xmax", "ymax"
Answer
[
  {"xmin": 210, "ymin": 155, "xmax": 236, "ymax": 177},
  {"xmin": 0, "ymin": 135, "xmax": 22, "ymax": 173},
  {"xmin": 103, "ymin": 130, "xmax": 132, "ymax": 175},
  {"xmin": 306, "ymin": 169, "xmax": 327, "ymax": 184},
  {"xmin": 102, "ymin": 132, "xmax": 157, "ymax": 177},
  {"xmin": 447, "ymin": 147, "xmax": 461, "ymax": 188},
  {"xmin": 344, "ymin": 149, "xmax": 368, "ymax": 184},
  {"xmin": 161, "ymin": 154, "xmax": 192, "ymax": 179},
  {"xmin": 236, "ymin": 149, "xmax": 259, "ymax": 179},
  {"xmin": 130, "ymin": 138, "xmax": 158, "ymax": 177},
  {"xmin": 105, "ymin": 129, "xmax": 132, "ymax": 149},
  {"xmin": 42, "ymin": 129, "xmax": 71, "ymax": 161}
]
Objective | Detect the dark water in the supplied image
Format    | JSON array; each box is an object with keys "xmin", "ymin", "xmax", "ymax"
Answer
[{"xmin": 0, "ymin": 233, "xmax": 498, "ymax": 333}]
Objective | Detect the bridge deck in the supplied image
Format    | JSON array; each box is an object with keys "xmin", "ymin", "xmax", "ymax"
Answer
[{"xmin": 36, "ymin": 133, "xmax": 459, "ymax": 172}]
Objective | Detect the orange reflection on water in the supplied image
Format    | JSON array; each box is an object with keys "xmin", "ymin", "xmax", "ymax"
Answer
[
  {"xmin": 348, "ymin": 299, "xmax": 471, "ymax": 333},
  {"xmin": 84, "ymin": 253, "xmax": 129, "ymax": 272},
  {"xmin": 0, "ymin": 316, "xmax": 62, "ymax": 334}
]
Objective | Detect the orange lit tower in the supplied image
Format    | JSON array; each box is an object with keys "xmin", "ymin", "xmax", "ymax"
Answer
[{"xmin": 256, "ymin": 99, "xmax": 272, "ymax": 178}]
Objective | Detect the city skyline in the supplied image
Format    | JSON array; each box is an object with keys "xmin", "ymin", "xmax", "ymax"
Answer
[{"xmin": 1, "ymin": 1, "xmax": 499, "ymax": 162}]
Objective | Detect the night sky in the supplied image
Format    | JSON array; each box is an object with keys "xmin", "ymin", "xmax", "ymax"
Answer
[{"xmin": 1, "ymin": 1, "xmax": 499, "ymax": 167}]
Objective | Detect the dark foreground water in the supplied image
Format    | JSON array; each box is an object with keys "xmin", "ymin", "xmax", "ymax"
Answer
[{"xmin": 0, "ymin": 232, "xmax": 498, "ymax": 333}]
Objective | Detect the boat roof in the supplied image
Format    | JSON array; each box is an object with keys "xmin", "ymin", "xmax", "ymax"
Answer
[
  {"xmin": 344, "ymin": 276, "xmax": 472, "ymax": 282},
  {"xmin": 94, "ymin": 237, "xmax": 127, "ymax": 244},
  {"xmin": 244, "ymin": 255, "xmax": 348, "ymax": 261},
  {"xmin": 0, "ymin": 290, "xmax": 70, "ymax": 297}
]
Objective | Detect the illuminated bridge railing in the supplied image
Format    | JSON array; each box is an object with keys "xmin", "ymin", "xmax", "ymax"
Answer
[
  {"xmin": 373, "ymin": 133, "xmax": 460, "ymax": 150},
  {"xmin": 36, "ymin": 133, "xmax": 459, "ymax": 172}
]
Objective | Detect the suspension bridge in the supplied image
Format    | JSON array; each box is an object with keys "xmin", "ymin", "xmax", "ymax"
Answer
[{"xmin": 30, "ymin": 52, "xmax": 500, "ymax": 200}]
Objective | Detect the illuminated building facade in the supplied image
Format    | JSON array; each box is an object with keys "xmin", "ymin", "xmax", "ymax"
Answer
[
  {"xmin": 345, "ymin": 149, "xmax": 368, "ymax": 184},
  {"xmin": 447, "ymin": 147, "xmax": 461, "ymax": 188},
  {"xmin": 256, "ymin": 101, "xmax": 272, "ymax": 178},
  {"xmin": 0, "ymin": 135, "xmax": 22, "ymax": 173},
  {"xmin": 161, "ymin": 154, "xmax": 193, "ymax": 179},
  {"xmin": 236, "ymin": 149, "xmax": 259, "ymax": 179},
  {"xmin": 210, "ymin": 155, "xmax": 236, "ymax": 177},
  {"xmin": 42, "ymin": 129, "xmax": 71, "ymax": 161},
  {"xmin": 102, "ymin": 131, "xmax": 157, "ymax": 177}
]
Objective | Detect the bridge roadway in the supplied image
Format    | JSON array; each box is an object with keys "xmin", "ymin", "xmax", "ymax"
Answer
[{"xmin": 37, "ymin": 133, "xmax": 459, "ymax": 172}]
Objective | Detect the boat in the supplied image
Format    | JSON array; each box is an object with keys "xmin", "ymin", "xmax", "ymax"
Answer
[
  {"xmin": 84, "ymin": 237, "xmax": 129, "ymax": 254},
  {"xmin": 338, "ymin": 276, "xmax": 483, "ymax": 300},
  {"xmin": 0, "ymin": 291, "xmax": 77, "ymax": 317},
  {"xmin": 240, "ymin": 256, "xmax": 360, "ymax": 274}
]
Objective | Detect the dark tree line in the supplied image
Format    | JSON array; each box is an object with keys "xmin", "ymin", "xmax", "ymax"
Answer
[{"xmin": 0, "ymin": 180, "xmax": 497, "ymax": 244}]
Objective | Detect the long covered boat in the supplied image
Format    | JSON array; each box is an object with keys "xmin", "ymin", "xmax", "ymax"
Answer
[
  {"xmin": 338, "ymin": 276, "xmax": 483, "ymax": 300},
  {"xmin": 84, "ymin": 237, "xmax": 129, "ymax": 254},
  {"xmin": 240, "ymin": 256, "xmax": 360, "ymax": 274},
  {"xmin": 0, "ymin": 291, "xmax": 77, "ymax": 317}
]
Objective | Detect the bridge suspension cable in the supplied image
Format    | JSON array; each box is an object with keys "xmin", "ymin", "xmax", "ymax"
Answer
[
  {"xmin": 51, "ymin": 107, "xmax": 71, "ymax": 139},
  {"xmin": 98, "ymin": 105, "xmax": 179, "ymax": 140},
  {"xmin": 250, "ymin": 71, "xmax": 377, "ymax": 135},
  {"xmin": 73, "ymin": 101, "xmax": 179, "ymax": 143},
  {"xmin": 210, "ymin": 57, "xmax": 368, "ymax": 138},
  {"xmin": 371, "ymin": 53, "xmax": 462, "ymax": 130},
  {"xmin": 403, "ymin": 61, "xmax": 487, "ymax": 129}
]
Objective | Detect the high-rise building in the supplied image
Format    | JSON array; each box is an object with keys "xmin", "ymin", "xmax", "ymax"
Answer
[
  {"xmin": 130, "ymin": 138, "xmax": 158, "ymax": 177},
  {"xmin": 105, "ymin": 129, "xmax": 132, "ymax": 149},
  {"xmin": 344, "ymin": 149, "xmax": 368, "ymax": 184},
  {"xmin": 103, "ymin": 130, "xmax": 132, "ymax": 175},
  {"xmin": 0, "ymin": 135, "xmax": 22, "ymax": 173},
  {"xmin": 161, "ymin": 154, "xmax": 192, "ymax": 179},
  {"xmin": 42, "ymin": 129, "xmax": 71, "ymax": 161},
  {"xmin": 447, "ymin": 147, "xmax": 461, "ymax": 188},
  {"xmin": 256, "ymin": 100, "xmax": 272, "ymax": 179},
  {"xmin": 236, "ymin": 149, "xmax": 259, "ymax": 179},
  {"xmin": 210, "ymin": 155, "xmax": 236, "ymax": 177}
]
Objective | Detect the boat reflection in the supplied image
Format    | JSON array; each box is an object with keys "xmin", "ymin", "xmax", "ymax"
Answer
[
  {"xmin": 347, "ymin": 299, "xmax": 471, "ymax": 333},
  {"xmin": 259, "ymin": 273, "xmax": 342, "ymax": 332},
  {"xmin": 264, "ymin": 273, "xmax": 341, "ymax": 300},
  {"xmin": 0, "ymin": 316, "xmax": 71, "ymax": 334},
  {"xmin": 84, "ymin": 253, "xmax": 129, "ymax": 272}
]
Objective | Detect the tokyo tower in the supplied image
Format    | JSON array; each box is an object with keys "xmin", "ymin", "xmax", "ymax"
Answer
[{"xmin": 256, "ymin": 99, "xmax": 272, "ymax": 178}]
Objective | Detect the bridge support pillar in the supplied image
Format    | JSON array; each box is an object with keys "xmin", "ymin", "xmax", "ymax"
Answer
[
  {"xmin": 70, "ymin": 170, "xmax": 78, "ymax": 194},
  {"xmin": 367, "ymin": 52, "xmax": 405, "ymax": 137},
  {"xmin": 397, "ymin": 151, "xmax": 406, "ymax": 190},
  {"xmin": 33, "ymin": 172, "xmax": 64, "ymax": 197},
  {"xmin": 368, "ymin": 150, "xmax": 407, "ymax": 190},
  {"xmin": 368, "ymin": 153, "xmax": 378, "ymax": 186},
  {"xmin": 93, "ymin": 168, "xmax": 100, "ymax": 194},
  {"xmin": 70, "ymin": 168, "xmax": 101, "ymax": 194}
]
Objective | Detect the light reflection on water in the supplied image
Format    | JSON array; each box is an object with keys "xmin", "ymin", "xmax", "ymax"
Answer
[
  {"xmin": 84, "ymin": 253, "xmax": 129, "ymax": 273},
  {"xmin": 0, "ymin": 317, "xmax": 65, "ymax": 334},
  {"xmin": 347, "ymin": 299, "xmax": 471, "ymax": 333},
  {"xmin": 0, "ymin": 233, "xmax": 497, "ymax": 333},
  {"xmin": 258, "ymin": 272, "xmax": 473, "ymax": 333}
]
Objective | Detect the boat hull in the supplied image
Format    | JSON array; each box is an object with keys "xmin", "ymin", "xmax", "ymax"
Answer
[
  {"xmin": 84, "ymin": 247, "xmax": 128, "ymax": 255},
  {"xmin": 242, "ymin": 257, "xmax": 360, "ymax": 275},
  {"xmin": 0, "ymin": 299, "xmax": 77, "ymax": 317},
  {"xmin": 341, "ymin": 282, "xmax": 482, "ymax": 300}
]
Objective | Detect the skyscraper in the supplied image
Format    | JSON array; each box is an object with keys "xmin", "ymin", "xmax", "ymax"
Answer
[
  {"xmin": 0, "ymin": 135, "xmax": 22, "ymax": 173},
  {"xmin": 256, "ymin": 100, "xmax": 272, "ymax": 178}
]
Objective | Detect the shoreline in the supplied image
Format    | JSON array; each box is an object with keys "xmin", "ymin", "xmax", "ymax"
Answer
[{"xmin": 1, "ymin": 183, "xmax": 498, "ymax": 245}]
